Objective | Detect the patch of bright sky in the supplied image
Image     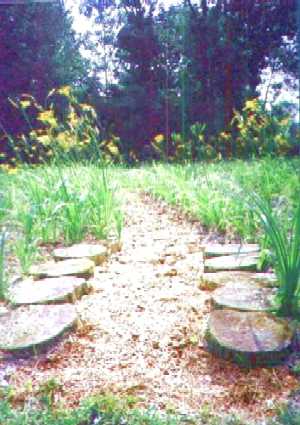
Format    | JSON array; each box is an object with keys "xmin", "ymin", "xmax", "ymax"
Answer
[{"xmin": 65, "ymin": 0, "xmax": 299, "ymax": 118}]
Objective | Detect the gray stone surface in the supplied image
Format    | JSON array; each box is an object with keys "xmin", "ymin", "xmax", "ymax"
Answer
[
  {"xmin": 203, "ymin": 243, "xmax": 260, "ymax": 258},
  {"xmin": 53, "ymin": 243, "xmax": 108, "ymax": 265},
  {"xmin": 204, "ymin": 253, "xmax": 259, "ymax": 272},
  {"xmin": 206, "ymin": 309, "xmax": 293, "ymax": 367},
  {"xmin": 0, "ymin": 304, "xmax": 77, "ymax": 351},
  {"xmin": 29, "ymin": 258, "xmax": 95, "ymax": 279},
  {"xmin": 199, "ymin": 271, "xmax": 277, "ymax": 291},
  {"xmin": 211, "ymin": 282, "xmax": 276, "ymax": 312},
  {"xmin": 7, "ymin": 277, "xmax": 89, "ymax": 306}
]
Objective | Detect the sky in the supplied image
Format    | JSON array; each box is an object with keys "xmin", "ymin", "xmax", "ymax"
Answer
[{"xmin": 64, "ymin": 0, "xmax": 299, "ymax": 115}]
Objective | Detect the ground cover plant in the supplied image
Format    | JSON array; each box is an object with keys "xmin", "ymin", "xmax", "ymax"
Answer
[{"xmin": 1, "ymin": 391, "xmax": 299, "ymax": 425}]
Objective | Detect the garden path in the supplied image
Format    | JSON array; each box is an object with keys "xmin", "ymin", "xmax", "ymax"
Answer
[{"xmin": 2, "ymin": 191, "xmax": 298, "ymax": 420}]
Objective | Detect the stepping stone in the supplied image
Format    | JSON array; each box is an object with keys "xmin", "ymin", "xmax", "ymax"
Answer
[
  {"xmin": 199, "ymin": 271, "xmax": 277, "ymax": 291},
  {"xmin": 204, "ymin": 254, "xmax": 259, "ymax": 272},
  {"xmin": 0, "ymin": 304, "xmax": 77, "ymax": 352},
  {"xmin": 29, "ymin": 258, "xmax": 95, "ymax": 280},
  {"xmin": 206, "ymin": 310, "xmax": 293, "ymax": 367},
  {"xmin": 202, "ymin": 243, "xmax": 260, "ymax": 258},
  {"xmin": 53, "ymin": 244, "xmax": 108, "ymax": 265},
  {"xmin": 211, "ymin": 282, "xmax": 276, "ymax": 312},
  {"xmin": 7, "ymin": 277, "xmax": 90, "ymax": 306}
]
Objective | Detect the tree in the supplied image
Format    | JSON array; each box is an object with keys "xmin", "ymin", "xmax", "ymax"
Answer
[{"xmin": 0, "ymin": 1, "xmax": 89, "ymax": 141}]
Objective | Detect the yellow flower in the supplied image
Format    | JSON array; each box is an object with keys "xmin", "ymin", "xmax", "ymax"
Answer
[
  {"xmin": 244, "ymin": 98, "xmax": 259, "ymax": 111},
  {"xmin": 68, "ymin": 110, "xmax": 78, "ymax": 127},
  {"xmin": 57, "ymin": 131, "xmax": 72, "ymax": 149},
  {"xmin": 20, "ymin": 100, "xmax": 31, "ymax": 109},
  {"xmin": 154, "ymin": 134, "xmax": 164, "ymax": 144},
  {"xmin": 80, "ymin": 103, "xmax": 93, "ymax": 111},
  {"xmin": 36, "ymin": 134, "xmax": 51, "ymax": 146},
  {"xmin": 58, "ymin": 86, "xmax": 72, "ymax": 97},
  {"xmin": 37, "ymin": 110, "xmax": 57, "ymax": 127},
  {"xmin": 106, "ymin": 141, "xmax": 120, "ymax": 156}
]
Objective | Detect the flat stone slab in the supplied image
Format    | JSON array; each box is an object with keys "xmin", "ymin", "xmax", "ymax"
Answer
[
  {"xmin": 206, "ymin": 310, "xmax": 293, "ymax": 367},
  {"xmin": 202, "ymin": 243, "xmax": 260, "ymax": 258},
  {"xmin": 204, "ymin": 254, "xmax": 259, "ymax": 272},
  {"xmin": 53, "ymin": 244, "xmax": 108, "ymax": 265},
  {"xmin": 29, "ymin": 258, "xmax": 95, "ymax": 279},
  {"xmin": 0, "ymin": 304, "xmax": 77, "ymax": 351},
  {"xmin": 211, "ymin": 282, "xmax": 276, "ymax": 312},
  {"xmin": 7, "ymin": 277, "xmax": 89, "ymax": 306},
  {"xmin": 199, "ymin": 271, "xmax": 277, "ymax": 291}
]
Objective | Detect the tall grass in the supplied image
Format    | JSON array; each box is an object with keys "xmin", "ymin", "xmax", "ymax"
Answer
[
  {"xmin": 0, "ymin": 161, "xmax": 123, "ymax": 273},
  {"xmin": 252, "ymin": 194, "xmax": 300, "ymax": 317},
  {"xmin": 119, "ymin": 157, "xmax": 300, "ymax": 242}
]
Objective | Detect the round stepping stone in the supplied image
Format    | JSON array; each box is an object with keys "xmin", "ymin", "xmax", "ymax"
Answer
[
  {"xmin": 29, "ymin": 258, "xmax": 95, "ymax": 279},
  {"xmin": 206, "ymin": 310, "xmax": 293, "ymax": 367},
  {"xmin": 199, "ymin": 271, "xmax": 277, "ymax": 291},
  {"xmin": 0, "ymin": 304, "xmax": 77, "ymax": 351},
  {"xmin": 211, "ymin": 282, "xmax": 276, "ymax": 312},
  {"xmin": 204, "ymin": 254, "xmax": 259, "ymax": 272},
  {"xmin": 203, "ymin": 243, "xmax": 260, "ymax": 258},
  {"xmin": 7, "ymin": 277, "xmax": 89, "ymax": 306},
  {"xmin": 53, "ymin": 244, "xmax": 108, "ymax": 266}
]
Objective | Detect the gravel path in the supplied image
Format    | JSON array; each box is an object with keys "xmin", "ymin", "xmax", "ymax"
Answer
[{"xmin": 1, "ymin": 191, "xmax": 297, "ymax": 421}]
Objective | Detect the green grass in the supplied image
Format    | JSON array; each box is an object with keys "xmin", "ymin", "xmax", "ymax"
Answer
[
  {"xmin": 119, "ymin": 157, "xmax": 300, "ymax": 243},
  {"xmin": 0, "ymin": 162, "xmax": 123, "ymax": 274},
  {"xmin": 1, "ymin": 391, "xmax": 300, "ymax": 425},
  {"xmin": 1, "ymin": 157, "xmax": 299, "ymax": 276}
]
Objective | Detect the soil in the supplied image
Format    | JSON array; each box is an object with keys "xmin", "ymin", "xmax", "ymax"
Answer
[{"xmin": 0, "ymin": 191, "xmax": 298, "ymax": 422}]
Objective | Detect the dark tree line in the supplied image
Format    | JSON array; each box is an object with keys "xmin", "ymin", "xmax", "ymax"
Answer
[{"xmin": 0, "ymin": 0, "xmax": 298, "ymax": 160}]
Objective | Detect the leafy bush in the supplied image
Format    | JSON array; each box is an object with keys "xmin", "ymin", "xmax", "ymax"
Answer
[{"xmin": 230, "ymin": 98, "xmax": 293, "ymax": 158}]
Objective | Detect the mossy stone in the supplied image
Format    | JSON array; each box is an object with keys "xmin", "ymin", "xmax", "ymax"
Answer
[
  {"xmin": 206, "ymin": 310, "xmax": 293, "ymax": 367},
  {"xmin": 0, "ymin": 304, "xmax": 77, "ymax": 351},
  {"xmin": 53, "ymin": 243, "xmax": 108, "ymax": 266},
  {"xmin": 29, "ymin": 258, "xmax": 95, "ymax": 280},
  {"xmin": 7, "ymin": 277, "xmax": 90, "ymax": 306}
]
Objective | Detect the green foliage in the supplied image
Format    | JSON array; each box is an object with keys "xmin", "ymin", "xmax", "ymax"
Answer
[
  {"xmin": 4, "ymin": 87, "xmax": 122, "ymax": 165},
  {"xmin": 120, "ymin": 158, "xmax": 299, "ymax": 242},
  {"xmin": 252, "ymin": 194, "xmax": 300, "ymax": 317},
  {"xmin": 0, "ymin": 2, "xmax": 89, "ymax": 148},
  {"xmin": 0, "ymin": 391, "xmax": 254, "ymax": 425},
  {"xmin": 230, "ymin": 99, "xmax": 293, "ymax": 157},
  {"xmin": 0, "ymin": 163, "xmax": 123, "ymax": 273}
]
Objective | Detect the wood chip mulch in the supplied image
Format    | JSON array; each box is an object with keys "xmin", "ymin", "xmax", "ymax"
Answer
[{"xmin": 1, "ymin": 191, "xmax": 298, "ymax": 422}]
